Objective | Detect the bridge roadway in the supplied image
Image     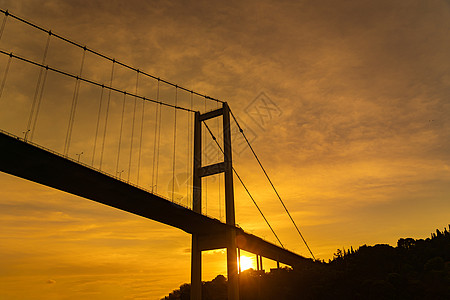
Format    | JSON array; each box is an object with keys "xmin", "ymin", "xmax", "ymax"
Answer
[{"xmin": 0, "ymin": 131, "xmax": 309, "ymax": 268}]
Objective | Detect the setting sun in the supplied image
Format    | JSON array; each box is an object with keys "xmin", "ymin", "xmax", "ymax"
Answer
[{"xmin": 239, "ymin": 255, "xmax": 255, "ymax": 271}]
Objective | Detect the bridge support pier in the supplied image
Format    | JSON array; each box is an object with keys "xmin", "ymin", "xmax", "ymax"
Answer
[
  {"xmin": 191, "ymin": 234, "xmax": 202, "ymax": 299},
  {"xmin": 227, "ymin": 229, "xmax": 239, "ymax": 300}
]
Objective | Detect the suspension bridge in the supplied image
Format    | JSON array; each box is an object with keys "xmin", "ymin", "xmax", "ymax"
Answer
[{"xmin": 0, "ymin": 9, "xmax": 314, "ymax": 300}]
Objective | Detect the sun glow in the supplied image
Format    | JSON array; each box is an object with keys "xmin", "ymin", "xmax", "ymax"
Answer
[{"xmin": 239, "ymin": 255, "xmax": 255, "ymax": 271}]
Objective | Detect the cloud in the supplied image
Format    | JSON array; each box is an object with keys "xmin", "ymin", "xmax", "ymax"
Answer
[{"xmin": 0, "ymin": 0, "xmax": 449, "ymax": 297}]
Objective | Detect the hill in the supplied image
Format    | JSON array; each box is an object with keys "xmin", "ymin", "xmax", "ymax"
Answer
[{"xmin": 163, "ymin": 226, "xmax": 450, "ymax": 299}]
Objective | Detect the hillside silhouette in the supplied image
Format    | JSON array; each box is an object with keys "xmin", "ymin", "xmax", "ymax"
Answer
[{"xmin": 163, "ymin": 226, "xmax": 450, "ymax": 299}]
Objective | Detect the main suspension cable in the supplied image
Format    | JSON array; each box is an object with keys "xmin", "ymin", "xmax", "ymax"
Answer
[
  {"xmin": 0, "ymin": 9, "xmax": 223, "ymax": 106},
  {"xmin": 229, "ymin": 109, "xmax": 315, "ymax": 260},
  {"xmin": 0, "ymin": 50, "xmax": 195, "ymax": 113},
  {"xmin": 202, "ymin": 121, "xmax": 284, "ymax": 248},
  {"xmin": 0, "ymin": 7, "xmax": 314, "ymax": 258}
]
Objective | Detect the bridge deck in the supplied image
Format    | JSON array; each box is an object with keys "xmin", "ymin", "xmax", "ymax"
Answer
[{"xmin": 0, "ymin": 131, "xmax": 309, "ymax": 267}]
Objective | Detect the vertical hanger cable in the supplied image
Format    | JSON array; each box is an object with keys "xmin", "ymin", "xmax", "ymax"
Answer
[
  {"xmin": 26, "ymin": 32, "xmax": 51, "ymax": 141},
  {"xmin": 171, "ymin": 86, "xmax": 178, "ymax": 202},
  {"xmin": 137, "ymin": 73, "xmax": 145, "ymax": 185},
  {"xmin": 92, "ymin": 86, "xmax": 104, "ymax": 166},
  {"xmin": 204, "ymin": 97, "xmax": 207, "ymax": 214},
  {"xmin": 116, "ymin": 91, "xmax": 127, "ymax": 176},
  {"xmin": 128, "ymin": 70, "xmax": 139, "ymax": 182},
  {"xmin": 217, "ymin": 100, "xmax": 222, "ymax": 221},
  {"xmin": 29, "ymin": 67, "xmax": 48, "ymax": 141},
  {"xmin": 0, "ymin": 10, "xmax": 8, "ymax": 42},
  {"xmin": 151, "ymin": 79, "xmax": 160, "ymax": 192},
  {"xmin": 64, "ymin": 49, "xmax": 86, "ymax": 154},
  {"xmin": 0, "ymin": 54, "xmax": 12, "ymax": 101},
  {"xmin": 99, "ymin": 60, "xmax": 115, "ymax": 170}
]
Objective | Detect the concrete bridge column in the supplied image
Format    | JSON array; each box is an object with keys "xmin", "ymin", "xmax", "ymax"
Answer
[
  {"xmin": 223, "ymin": 103, "xmax": 239, "ymax": 300},
  {"xmin": 227, "ymin": 229, "xmax": 239, "ymax": 300},
  {"xmin": 191, "ymin": 234, "xmax": 202, "ymax": 300},
  {"xmin": 191, "ymin": 112, "xmax": 202, "ymax": 300}
]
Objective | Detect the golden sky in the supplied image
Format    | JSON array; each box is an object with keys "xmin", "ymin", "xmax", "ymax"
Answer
[{"xmin": 1, "ymin": 0, "xmax": 449, "ymax": 299}]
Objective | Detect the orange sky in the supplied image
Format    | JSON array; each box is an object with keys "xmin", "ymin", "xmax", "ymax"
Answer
[{"xmin": 1, "ymin": 0, "xmax": 450, "ymax": 299}]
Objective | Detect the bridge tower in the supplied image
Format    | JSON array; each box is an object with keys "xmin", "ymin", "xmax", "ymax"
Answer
[{"xmin": 191, "ymin": 102, "xmax": 239, "ymax": 300}]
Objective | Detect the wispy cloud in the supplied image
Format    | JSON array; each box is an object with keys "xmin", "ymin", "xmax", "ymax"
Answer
[{"xmin": 0, "ymin": 0, "xmax": 449, "ymax": 298}]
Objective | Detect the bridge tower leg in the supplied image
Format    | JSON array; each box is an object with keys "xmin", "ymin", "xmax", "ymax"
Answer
[
  {"xmin": 191, "ymin": 111, "xmax": 202, "ymax": 300},
  {"xmin": 190, "ymin": 103, "xmax": 239, "ymax": 300},
  {"xmin": 223, "ymin": 102, "xmax": 239, "ymax": 300}
]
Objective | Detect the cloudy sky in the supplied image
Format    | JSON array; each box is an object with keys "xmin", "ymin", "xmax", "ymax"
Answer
[{"xmin": 0, "ymin": 0, "xmax": 449, "ymax": 299}]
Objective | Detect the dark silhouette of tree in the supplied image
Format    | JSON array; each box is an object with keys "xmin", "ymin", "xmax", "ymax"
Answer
[
  {"xmin": 163, "ymin": 225, "xmax": 450, "ymax": 299},
  {"xmin": 398, "ymin": 237, "xmax": 415, "ymax": 249}
]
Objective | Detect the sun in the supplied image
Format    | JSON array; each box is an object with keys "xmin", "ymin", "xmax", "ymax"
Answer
[{"xmin": 239, "ymin": 255, "xmax": 255, "ymax": 271}]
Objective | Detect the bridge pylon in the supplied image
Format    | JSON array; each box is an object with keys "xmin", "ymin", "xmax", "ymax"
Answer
[{"xmin": 191, "ymin": 102, "xmax": 239, "ymax": 300}]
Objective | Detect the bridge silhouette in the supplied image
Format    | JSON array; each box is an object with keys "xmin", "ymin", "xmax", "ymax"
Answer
[{"xmin": 0, "ymin": 9, "xmax": 313, "ymax": 299}]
